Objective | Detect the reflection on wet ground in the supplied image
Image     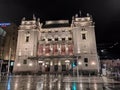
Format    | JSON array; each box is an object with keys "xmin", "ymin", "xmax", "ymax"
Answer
[{"xmin": 0, "ymin": 75, "xmax": 120, "ymax": 90}]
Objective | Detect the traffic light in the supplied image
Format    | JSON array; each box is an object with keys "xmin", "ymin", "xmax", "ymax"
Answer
[
  {"xmin": 74, "ymin": 59, "xmax": 77, "ymax": 66},
  {"xmin": 71, "ymin": 60, "xmax": 77, "ymax": 68}
]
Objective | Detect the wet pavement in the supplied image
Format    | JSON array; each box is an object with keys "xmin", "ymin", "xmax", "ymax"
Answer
[{"xmin": 0, "ymin": 74, "xmax": 120, "ymax": 90}]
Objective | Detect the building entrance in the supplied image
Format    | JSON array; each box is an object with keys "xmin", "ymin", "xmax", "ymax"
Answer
[{"xmin": 54, "ymin": 65, "xmax": 58, "ymax": 71}]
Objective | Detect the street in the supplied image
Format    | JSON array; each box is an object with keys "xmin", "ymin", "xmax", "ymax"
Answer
[{"xmin": 0, "ymin": 75, "xmax": 120, "ymax": 90}]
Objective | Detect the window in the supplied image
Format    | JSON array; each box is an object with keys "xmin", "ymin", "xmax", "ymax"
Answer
[
  {"xmin": 55, "ymin": 31, "xmax": 58, "ymax": 32},
  {"xmin": 82, "ymin": 33, "xmax": 86, "ymax": 40},
  {"xmin": 41, "ymin": 38, "xmax": 45, "ymax": 41},
  {"xmin": 27, "ymin": 31, "xmax": 30, "ymax": 34},
  {"xmin": 62, "ymin": 38, "xmax": 65, "ymax": 41},
  {"xmin": 81, "ymin": 28, "xmax": 85, "ymax": 31},
  {"xmin": 68, "ymin": 37, "xmax": 72, "ymax": 40},
  {"xmin": 26, "ymin": 36, "xmax": 29, "ymax": 42},
  {"xmin": 48, "ymin": 38, "xmax": 51, "ymax": 41},
  {"xmin": 41, "ymin": 31, "xmax": 45, "ymax": 33},
  {"xmin": 48, "ymin": 31, "xmax": 51, "ymax": 33},
  {"xmin": 23, "ymin": 60, "xmax": 27, "ymax": 64},
  {"xmin": 85, "ymin": 64, "xmax": 88, "ymax": 67},
  {"xmin": 84, "ymin": 58, "xmax": 88, "ymax": 63},
  {"xmin": 55, "ymin": 38, "xmax": 58, "ymax": 41}
]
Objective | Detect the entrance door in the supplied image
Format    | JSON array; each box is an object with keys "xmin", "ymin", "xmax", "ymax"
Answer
[
  {"xmin": 54, "ymin": 65, "xmax": 58, "ymax": 71},
  {"xmin": 62, "ymin": 65, "xmax": 66, "ymax": 71}
]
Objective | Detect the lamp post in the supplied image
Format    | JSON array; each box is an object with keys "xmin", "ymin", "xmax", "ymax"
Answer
[
  {"xmin": 0, "ymin": 60, "xmax": 3, "ymax": 76},
  {"xmin": 7, "ymin": 48, "xmax": 11, "ymax": 76},
  {"xmin": 77, "ymin": 56, "xmax": 79, "ymax": 78}
]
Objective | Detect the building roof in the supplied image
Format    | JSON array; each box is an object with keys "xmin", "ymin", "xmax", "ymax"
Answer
[{"xmin": 42, "ymin": 20, "xmax": 70, "ymax": 28}]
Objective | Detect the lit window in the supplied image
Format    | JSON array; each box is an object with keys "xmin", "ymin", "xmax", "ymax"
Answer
[{"xmin": 82, "ymin": 33, "xmax": 86, "ymax": 40}]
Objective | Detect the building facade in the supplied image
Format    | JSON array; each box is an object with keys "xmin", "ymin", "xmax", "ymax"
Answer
[
  {"xmin": 0, "ymin": 27, "xmax": 6, "ymax": 60},
  {"xmin": 0, "ymin": 23, "xmax": 18, "ymax": 73},
  {"xmin": 13, "ymin": 14, "xmax": 100, "ymax": 74},
  {"xmin": 2, "ymin": 23, "xmax": 18, "ymax": 61},
  {"xmin": 101, "ymin": 59, "xmax": 120, "ymax": 76}
]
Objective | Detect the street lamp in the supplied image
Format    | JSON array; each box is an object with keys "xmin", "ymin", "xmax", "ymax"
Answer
[
  {"xmin": 7, "ymin": 48, "xmax": 11, "ymax": 76},
  {"xmin": 76, "ymin": 56, "xmax": 79, "ymax": 78},
  {"xmin": 65, "ymin": 60, "xmax": 70, "ymax": 72}
]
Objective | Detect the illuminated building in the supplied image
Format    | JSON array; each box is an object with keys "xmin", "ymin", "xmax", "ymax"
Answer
[
  {"xmin": 13, "ymin": 13, "xmax": 100, "ymax": 74},
  {"xmin": 0, "ymin": 27, "xmax": 6, "ymax": 60},
  {"xmin": 0, "ymin": 23, "xmax": 18, "ymax": 73},
  {"xmin": 2, "ymin": 23, "xmax": 18, "ymax": 61}
]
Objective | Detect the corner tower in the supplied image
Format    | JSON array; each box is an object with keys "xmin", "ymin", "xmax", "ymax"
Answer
[
  {"xmin": 71, "ymin": 13, "xmax": 100, "ymax": 74},
  {"xmin": 13, "ymin": 16, "xmax": 40, "ymax": 73}
]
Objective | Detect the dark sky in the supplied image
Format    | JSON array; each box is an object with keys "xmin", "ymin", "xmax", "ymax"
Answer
[
  {"xmin": 0, "ymin": 0, "xmax": 120, "ymax": 58},
  {"xmin": 0, "ymin": 0, "xmax": 120, "ymax": 44}
]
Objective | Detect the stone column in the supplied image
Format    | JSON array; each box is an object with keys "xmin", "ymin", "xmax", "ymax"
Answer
[
  {"xmin": 43, "ymin": 45, "xmax": 45, "ymax": 55},
  {"xmin": 65, "ymin": 44, "xmax": 68, "ymax": 55},
  {"xmin": 50, "ymin": 61, "xmax": 54, "ymax": 72},
  {"xmin": 58, "ymin": 44, "xmax": 61, "ymax": 55},
  {"xmin": 58, "ymin": 61, "xmax": 62, "ymax": 72},
  {"xmin": 50, "ymin": 44, "xmax": 53, "ymax": 55}
]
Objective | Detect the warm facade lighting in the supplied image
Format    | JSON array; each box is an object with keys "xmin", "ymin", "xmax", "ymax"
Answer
[
  {"xmin": 58, "ymin": 61, "xmax": 61, "ymax": 66},
  {"xmin": 17, "ymin": 63, "xmax": 21, "ymax": 67},
  {"xmin": 29, "ymin": 63, "xmax": 33, "ymax": 66},
  {"xmin": 91, "ymin": 62, "xmax": 96, "ymax": 65},
  {"xmin": 78, "ymin": 61, "xmax": 82, "ymax": 65},
  {"xmin": 65, "ymin": 60, "xmax": 70, "ymax": 63},
  {"xmin": 38, "ymin": 61, "xmax": 43, "ymax": 63}
]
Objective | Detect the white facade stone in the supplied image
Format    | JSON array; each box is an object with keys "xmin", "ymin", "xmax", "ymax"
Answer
[{"xmin": 13, "ymin": 14, "xmax": 100, "ymax": 74}]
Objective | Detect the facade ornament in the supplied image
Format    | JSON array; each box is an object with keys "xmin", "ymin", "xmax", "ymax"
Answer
[
  {"xmin": 75, "ymin": 14, "xmax": 78, "ymax": 17},
  {"xmin": 33, "ymin": 14, "xmax": 36, "ymax": 20},
  {"xmin": 79, "ymin": 10, "xmax": 81, "ymax": 16},
  {"xmin": 22, "ymin": 17, "xmax": 25, "ymax": 21},
  {"xmin": 87, "ymin": 13, "xmax": 90, "ymax": 17}
]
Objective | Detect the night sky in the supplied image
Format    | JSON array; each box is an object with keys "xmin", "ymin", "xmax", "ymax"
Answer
[{"xmin": 0, "ymin": 0, "xmax": 120, "ymax": 58}]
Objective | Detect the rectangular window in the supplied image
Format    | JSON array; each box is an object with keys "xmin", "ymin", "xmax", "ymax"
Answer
[
  {"xmin": 48, "ymin": 31, "xmax": 51, "ymax": 33},
  {"xmin": 55, "ymin": 38, "xmax": 58, "ymax": 41},
  {"xmin": 23, "ymin": 60, "xmax": 27, "ymax": 64},
  {"xmin": 26, "ymin": 36, "xmax": 29, "ymax": 42},
  {"xmin": 84, "ymin": 58, "xmax": 88, "ymax": 63},
  {"xmin": 68, "ymin": 37, "xmax": 72, "ymax": 40},
  {"xmin": 48, "ymin": 38, "xmax": 51, "ymax": 41},
  {"xmin": 82, "ymin": 33, "xmax": 86, "ymax": 40},
  {"xmin": 62, "ymin": 38, "xmax": 65, "ymax": 41},
  {"xmin": 42, "ymin": 38, "xmax": 45, "ymax": 41},
  {"xmin": 85, "ymin": 64, "xmax": 88, "ymax": 67}
]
